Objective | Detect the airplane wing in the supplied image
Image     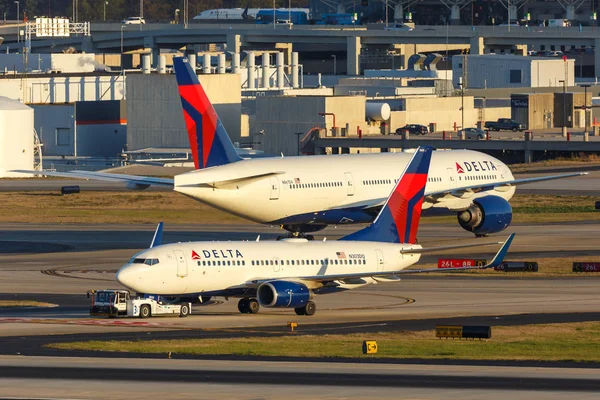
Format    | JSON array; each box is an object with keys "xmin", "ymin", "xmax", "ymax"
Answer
[
  {"xmin": 424, "ymin": 172, "xmax": 588, "ymax": 199},
  {"xmin": 326, "ymin": 172, "xmax": 588, "ymax": 214},
  {"xmin": 242, "ymin": 234, "xmax": 514, "ymax": 288},
  {"xmin": 12, "ymin": 170, "xmax": 174, "ymax": 190},
  {"xmin": 177, "ymin": 171, "xmax": 286, "ymax": 189}
]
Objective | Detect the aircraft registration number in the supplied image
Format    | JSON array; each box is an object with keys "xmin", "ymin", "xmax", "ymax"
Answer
[{"xmin": 349, "ymin": 254, "xmax": 365, "ymax": 259}]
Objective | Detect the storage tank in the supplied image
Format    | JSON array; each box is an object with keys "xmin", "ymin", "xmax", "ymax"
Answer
[
  {"xmin": 366, "ymin": 102, "xmax": 391, "ymax": 121},
  {"xmin": 0, "ymin": 97, "xmax": 34, "ymax": 177}
]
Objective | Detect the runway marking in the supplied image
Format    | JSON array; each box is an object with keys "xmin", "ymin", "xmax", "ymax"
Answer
[
  {"xmin": 0, "ymin": 317, "xmax": 180, "ymax": 328},
  {"xmin": 41, "ymin": 265, "xmax": 115, "ymax": 282},
  {"xmin": 321, "ymin": 293, "xmax": 415, "ymax": 311},
  {"xmin": 299, "ymin": 323, "xmax": 388, "ymax": 333}
]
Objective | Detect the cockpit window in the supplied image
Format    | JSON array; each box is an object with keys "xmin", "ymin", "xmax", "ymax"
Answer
[{"xmin": 131, "ymin": 258, "xmax": 160, "ymax": 265}]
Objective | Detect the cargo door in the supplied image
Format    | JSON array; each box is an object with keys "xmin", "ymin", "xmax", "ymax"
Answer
[
  {"xmin": 375, "ymin": 249, "xmax": 384, "ymax": 272},
  {"xmin": 173, "ymin": 250, "xmax": 188, "ymax": 277},
  {"xmin": 344, "ymin": 172, "xmax": 354, "ymax": 196},
  {"xmin": 269, "ymin": 177, "xmax": 280, "ymax": 200}
]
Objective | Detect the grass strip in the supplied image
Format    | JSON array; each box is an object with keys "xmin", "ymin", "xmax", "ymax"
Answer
[
  {"xmin": 0, "ymin": 192, "xmax": 597, "ymax": 224},
  {"xmin": 47, "ymin": 322, "xmax": 600, "ymax": 362},
  {"xmin": 0, "ymin": 300, "xmax": 58, "ymax": 308}
]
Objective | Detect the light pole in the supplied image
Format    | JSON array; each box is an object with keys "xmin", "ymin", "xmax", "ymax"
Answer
[
  {"xmin": 121, "ymin": 25, "xmax": 125, "ymax": 99},
  {"xmin": 559, "ymin": 79, "xmax": 567, "ymax": 136},
  {"xmin": 14, "ymin": 1, "xmax": 19, "ymax": 44},
  {"xmin": 331, "ymin": 55, "xmax": 336, "ymax": 75},
  {"xmin": 459, "ymin": 78, "xmax": 465, "ymax": 132},
  {"xmin": 104, "ymin": 1, "xmax": 108, "ymax": 21},
  {"xmin": 507, "ymin": 0, "xmax": 511, "ymax": 32},
  {"xmin": 140, "ymin": 0, "xmax": 143, "ymax": 18},
  {"xmin": 582, "ymin": 84, "xmax": 591, "ymax": 134}
]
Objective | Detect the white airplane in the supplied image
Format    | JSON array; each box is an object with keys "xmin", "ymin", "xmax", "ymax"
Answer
[
  {"xmin": 16, "ymin": 57, "xmax": 586, "ymax": 238},
  {"xmin": 116, "ymin": 146, "xmax": 516, "ymax": 316}
]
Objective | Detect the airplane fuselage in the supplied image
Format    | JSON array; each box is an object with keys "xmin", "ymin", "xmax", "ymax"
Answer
[
  {"xmin": 174, "ymin": 150, "xmax": 516, "ymax": 228},
  {"xmin": 116, "ymin": 239, "xmax": 421, "ymax": 296}
]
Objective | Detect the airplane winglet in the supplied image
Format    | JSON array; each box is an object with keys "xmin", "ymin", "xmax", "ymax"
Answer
[
  {"xmin": 484, "ymin": 233, "xmax": 515, "ymax": 269},
  {"xmin": 150, "ymin": 222, "xmax": 164, "ymax": 248}
]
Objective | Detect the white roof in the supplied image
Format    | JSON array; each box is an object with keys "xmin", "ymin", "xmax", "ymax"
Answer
[{"xmin": 0, "ymin": 96, "xmax": 31, "ymax": 111}]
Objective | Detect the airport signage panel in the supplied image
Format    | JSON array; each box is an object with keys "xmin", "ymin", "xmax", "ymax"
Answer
[
  {"xmin": 362, "ymin": 340, "xmax": 378, "ymax": 354},
  {"xmin": 573, "ymin": 262, "xmax": 600, "ymax": 272},
  {"xmin": 494, "ymin": 261, "xmax": 538, "ymax": 272},
  {"xmin": 437, "ymin": 259, "xmax": 486, "ymax": 269}
]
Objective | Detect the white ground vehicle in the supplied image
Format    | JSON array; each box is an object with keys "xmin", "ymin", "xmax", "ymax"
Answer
[
  {"xmin": 89, "ymin": 289, "xmax": 191, "ymax": 318},
  {"xmin": 547, "ymin": 19, "xmax": 570, "ymax": 28},
  {"xmin": 384, "ymin": 23, "xmax": 413, "ymax": 31},
  {"xmin": 122, "ymin": 17, "xmax": 146, "ymax": 24}
]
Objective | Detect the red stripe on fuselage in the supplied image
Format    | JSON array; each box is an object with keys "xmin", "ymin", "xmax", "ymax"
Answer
[
  {"xmin": 178, "ymin": 85, "xmax": 218, "ymax": 169},
  {"xmin": 387, "ymin": 173, "xmax": 427, "ymax": 243}
]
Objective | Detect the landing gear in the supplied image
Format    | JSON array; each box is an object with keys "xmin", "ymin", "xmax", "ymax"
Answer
[
  {"xmin": 276, "ymin": 233, "xmax": 315, "ymax": 240},
  {"xmin": 475, "ymin": 233, "xmax": 490, "ymax": 238},
  {"xmin": 238, "ymin": 298, "xmax": 260, "ymax": 314},
  {"xmin": 294, "ymin": 301, "xmax": 316, "ymax": 316}
]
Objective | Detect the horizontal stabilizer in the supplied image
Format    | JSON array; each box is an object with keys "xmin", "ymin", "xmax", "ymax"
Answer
[
  {"xmin": 400, "ymin": 241, "xmax": 502, "ymax": 254},
  {"xmin": 12, "ymin": 170, "xmax": 174, "ymax": 188}
]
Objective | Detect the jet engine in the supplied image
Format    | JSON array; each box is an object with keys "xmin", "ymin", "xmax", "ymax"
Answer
[
  {"xmin": 457, "ymin": 195, "xmax": 512, "ymax": 236},
  {"xmin": 257, "ymin": 281, "xmax": 310, "ymax": 308}
]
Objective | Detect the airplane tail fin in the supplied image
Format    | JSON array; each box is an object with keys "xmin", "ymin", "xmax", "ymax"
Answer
[
  {"xmin": 340, "ymin": 146, "xmax": 433, "ymax": 244},
  {"xmin": 173, "ymin": 57, "xmax": 242, "ymax": 170}
]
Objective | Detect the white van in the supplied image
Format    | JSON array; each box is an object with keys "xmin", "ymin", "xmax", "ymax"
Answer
[{"xmin": 547, "ymin": 19, "xmax": 570, "ymax": 27}]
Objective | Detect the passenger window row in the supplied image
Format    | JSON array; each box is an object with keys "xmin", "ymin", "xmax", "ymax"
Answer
[
  {"xmin": 427, "ymin": 177, "xmax": 442, "ymax": 182},
  {"xmin": 199, "ymin": 260, "xmax": 246, "ymax": 266},
  {"xmin": 290, "ymin": 182, "xmax": 342, "ymax": 189},
  {"xmin": 197, "ymin": 259, "xmax": 367, "ymax": 267},
  {"xmin": 465, "ymin": 174, "xmax": 498, "ymax": 181}
]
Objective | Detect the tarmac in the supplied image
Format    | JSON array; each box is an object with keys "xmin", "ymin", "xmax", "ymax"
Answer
[{"xmin": 0, "ymin": 170, "xmax": 599, "ymax": 398}]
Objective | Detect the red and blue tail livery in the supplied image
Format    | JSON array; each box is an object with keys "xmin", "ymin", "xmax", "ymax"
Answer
[
  {"xmin": 341, "ymin": 146, "xmax": 433, "ymax": 244},
  {"xmin": 173, "ymin": 57, "xmax": 241, "ymax": 170}
]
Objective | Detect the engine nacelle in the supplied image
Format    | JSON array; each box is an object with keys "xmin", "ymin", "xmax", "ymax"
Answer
[
  {"xmin": 457, "ymin": 195, "xmax": 512, "ymax": 235},
  {"xmin": 257, "ymin": 281, "xmax": 310, "ymax": 308}
]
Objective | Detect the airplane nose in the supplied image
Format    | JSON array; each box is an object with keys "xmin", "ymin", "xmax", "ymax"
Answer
[{"xmin": 116, "ymin": 265, "xmax": 140, "ymax": 291}]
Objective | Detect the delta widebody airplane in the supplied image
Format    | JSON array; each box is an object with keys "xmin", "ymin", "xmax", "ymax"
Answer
[
  {"xmin": 17, "ymin": 57, "xmax": 586, "ymax": 238},
  {"xmin": 116, "ymin": 147, "xmax": 515, "ymax": 316}
]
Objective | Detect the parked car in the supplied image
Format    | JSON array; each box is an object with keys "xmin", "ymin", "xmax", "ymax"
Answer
[
  {"xmin": 123, "ymin": 17, "xmax": 146, "ymax": 24},
  {"xmin": 484, "ymin": 118, "xmax": 526, "ymax": 132},
  {"xmin": 395, "ymin": 124, "xmax": 428, "ymax": 135},
  {"xmin": 459, "ymin": 127, "xmax": 487, "ymax": 140},
  {"xmin": 384, "ymin": 23, "xmax": 414, "ymax": 31}
]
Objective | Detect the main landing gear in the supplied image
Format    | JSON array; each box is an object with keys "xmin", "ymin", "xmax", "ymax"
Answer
[
  {"xmin": 294, "ymin": 301, "xmax": 316, "ymax": 316},
  {"xmin": 238, "ymin": 298, "xmax": 260, "ymax": 314}
]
